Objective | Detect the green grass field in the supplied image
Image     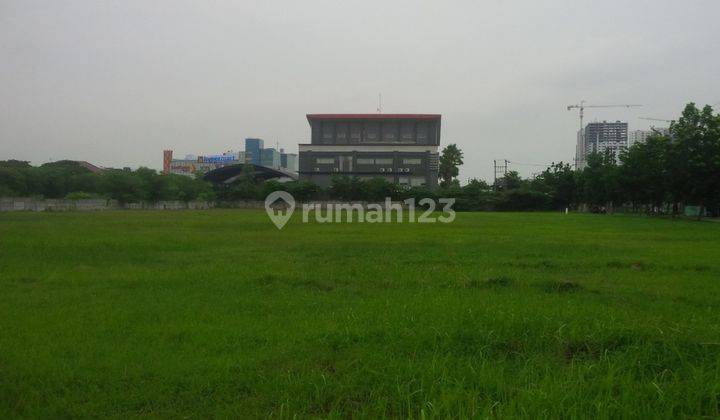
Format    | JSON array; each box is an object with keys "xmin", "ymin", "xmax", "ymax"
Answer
[{"xmin": 1, "ymin": 210, "xmax": 719, "ymax": 418}]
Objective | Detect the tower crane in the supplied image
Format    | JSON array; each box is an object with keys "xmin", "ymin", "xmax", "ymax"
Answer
[
  {"xmin": 639, "ymin": 117, "xmax": 673, "ymax": 123},
  {"xmin": 639, "ymin": 117, "xmax": 674, "ymax": 132},
  {"xmin": 567, "ymin": 101, "xmax": 643, "ymax": 133},
  {"xmin": 567, "ymin": 101, "xmax": 642, "ymax": 169}
]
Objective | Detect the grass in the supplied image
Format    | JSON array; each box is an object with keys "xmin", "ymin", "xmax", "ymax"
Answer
[{"xmin": 1, "ymin": 210, "xmax": 719, "ymax": 418}]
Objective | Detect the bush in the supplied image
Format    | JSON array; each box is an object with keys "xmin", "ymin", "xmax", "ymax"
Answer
[
  {"xmin": 65, "ymin": 191, "xmax": 96, "ymax": 200},
  {"xmin": 495, "ymin": 190, "xmax": 552, "ymax": 211}
]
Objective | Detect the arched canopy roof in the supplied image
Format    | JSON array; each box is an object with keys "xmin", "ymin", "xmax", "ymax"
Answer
[{"xmin": 203, "ymin": 164, "xmax": 298, "ymax": 184}]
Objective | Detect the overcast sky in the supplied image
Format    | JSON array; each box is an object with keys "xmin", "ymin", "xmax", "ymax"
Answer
[{"xmin": 1, "ymin": 0, "xmax": 719, "ymax": 181}]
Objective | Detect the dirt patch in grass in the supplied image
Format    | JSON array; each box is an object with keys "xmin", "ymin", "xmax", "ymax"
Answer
[
  {"xmin": 607, "ymin": 261, "xmax": 648, "ymax": 271},
  {"xmin": 293, "ymin": 279, "xmax": 336, "ymax": 292},
  {"xmin": 509, "ymin": 260, "xmax": 556, "ymax": 269},
  {"xmin": 254, "ymin": 275, "xmax": 337, "ymax": 292},
  {"xmin": 540, "ymin": 280, "xmax": 583, "ymax": 293},
  {"xmin": 562, "ymin": 335, "xmax": 634, "ymax": 361},
  {"xmin": 482, "ymin": 276, "xmax": 514, "ymax": 288},
  {"xmin": 630, "ymin": 262, "xmax": 644, "ymax": 271},
  {"xmin": 454, "ymin": 276, "xmax": 515, "ymax": 289}
]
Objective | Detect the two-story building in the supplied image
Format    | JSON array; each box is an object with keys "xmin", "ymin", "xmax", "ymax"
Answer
[{"xmin": 298, "ymin": 114, "xmax": 441, "ymax": 188}]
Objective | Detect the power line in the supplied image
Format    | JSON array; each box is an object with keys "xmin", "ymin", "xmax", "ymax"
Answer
[{"xmin": 506, "ymin": 160, "xmax": 555, "ymax": 167}]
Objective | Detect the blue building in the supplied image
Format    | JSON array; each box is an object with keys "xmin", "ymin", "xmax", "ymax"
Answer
[
  {"xmin": 261, "ymin": 148, "xmax": 281, "ymax": 169},
  {"xmin": 244, "ymin": 138, "xmax": 264, "ymax": 165},
  {"xmin": 281, "ymin": 152, "xmax": 298, "ymax": 172}
]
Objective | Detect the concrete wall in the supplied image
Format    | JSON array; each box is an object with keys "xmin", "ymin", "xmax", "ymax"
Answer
[
  {"xmin": 0, "ymin": 198, "xmax": 413, "ymax": 212},
  {"xmin": 0, "ymin": 198, "xmax": 216, "ymax": 212}
]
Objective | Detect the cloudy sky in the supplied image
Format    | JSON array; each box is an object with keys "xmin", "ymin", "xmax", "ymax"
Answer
[{"xmin": 1, "ymin": 0, "xmax": 719, "ymax": 181}]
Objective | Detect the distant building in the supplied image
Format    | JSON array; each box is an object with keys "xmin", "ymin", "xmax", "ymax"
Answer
[
  {"xmin": 281, "ymin": 151, "xmax": 298, "ymax": 172},
  {"xmin": 576, "ymin": 121, "xmax": 628, "ymax": 168},
  {"xmin": 164, "ymin": 149, "xmax": 248, "ymax": 177},
  {"xmin": 245, "ymin": 138, "xmax": 264, "ymax": 165},
  {"xmin": 163, "ymin": 150, "xmax": 173, "ymax": 174},
  {"xmin": 629, "ymin": 127, "xmax": 671, "ymax": 148},
  {"xmin": 299, "ymin": 114, "xmax": 441, "ymax": 188},
  {"xmin": 628, "ymin": 130, "xmax": 653, "ymax": 148},
  {"xmin": 165, "ymin": 138, "xmax": 297, "ymax": 177},
  {"xmin": 261, "ymin": 148, "xmax": 281, "ymax": 169}
]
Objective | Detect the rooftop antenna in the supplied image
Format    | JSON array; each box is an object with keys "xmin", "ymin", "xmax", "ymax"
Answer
[{"xmin": 377, "ymin": 93, "xmax": 382, "ymax": 114}]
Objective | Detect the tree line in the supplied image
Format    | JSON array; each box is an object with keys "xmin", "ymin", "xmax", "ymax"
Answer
[
  {"xmin": 1, "ymin": 103, "xmax": 717, "ymax": 215},
  {"xmin": 0, "ymin": 160, "xmax": 216, "ymax": 203},
  {"xmin": 527, "ymin": 103, "xmax": 719, "ymax": 216}
]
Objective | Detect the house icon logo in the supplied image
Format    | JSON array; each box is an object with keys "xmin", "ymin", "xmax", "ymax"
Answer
[{"xmin": 264, "ymin": 191, "xmax": 296, "ymax": 230}]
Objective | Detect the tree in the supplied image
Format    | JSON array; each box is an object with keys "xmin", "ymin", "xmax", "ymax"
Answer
[
  {"xmin": 327, "ymin": 176, "xmax": 364, "ymax": 200},
  {"xmin": 362, "ymin": 177, "xmax": 400, "ymax": 201},
  {"xmin": 578, "ymin": 150, "xmax": 620, "ymax": 211},
  {"xmin": 439, "ymin": 144, "xmax": 464, "ymax": 188},
  {"xmin": 500, "ymin": 171, "xmax": 525, "ymax": 191},
  {"xmin": 36, "ymin": 161, "xmax": 94, "ymax": 198},
  {"xmin": 286, "ymin": 180, "xmax": 320, "ymax": 202},
  {"xmin": 667, "ymin": 103, "xmax": 720, "ymax": 218},
  {"xmin": 455, "ymin": 178, "xmax": 494, "ymax": 211},
  {"xmin": 531, "ymin": 162, "xmax": 577, "ymax": 209},
  {"xmin": 618, "ymin": 134, "xmax": 670, "ymax": 211},
  {"xmin": 100, "ymin": 170, "xmax": 146, "ymax": 203}
]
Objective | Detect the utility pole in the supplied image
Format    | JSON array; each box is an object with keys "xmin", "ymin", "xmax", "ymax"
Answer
[{"xmin": 493, "ymin": 159, "xmax": 509, "ymax": 190}]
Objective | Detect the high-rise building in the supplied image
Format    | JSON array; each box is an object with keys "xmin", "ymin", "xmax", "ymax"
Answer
[
  {"xmin": 298, "ymin": 114, "xmax": 441, "ymax": 188},
  {"xmin": 576, "ymin": 121, "xmax": 628, "ymax": 167},
  {"xmin": 628, "ymin": 130, "xmax": 653, "ymax": 148},
  {"xmin": 245, "ymin": 138, "xmax": 264, "ymax": 165},
  {"xmin": 281, "ymin": 152, "xmax": 298, "ymax": 172},
  {"xmin": 261, "ymin": 148, "xmax": 281, "ymax": 169},
  {"xmin": 628, "ymin": 128, "xmax": 670, "ymax": 147}
]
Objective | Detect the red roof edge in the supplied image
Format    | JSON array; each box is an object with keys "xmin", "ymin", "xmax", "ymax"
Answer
[{"xmin": 306, "ymin": 114, "xmax": 441, "ymax": 122}]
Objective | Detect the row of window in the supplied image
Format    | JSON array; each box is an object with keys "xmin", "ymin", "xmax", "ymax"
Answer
[
  {"xmin": 316, "ymin": 157, "xmax": 423, "ymax": 165},
  {"xmin": 320, "ymin": 122, "xmax": 430, "ymax": 141},
  {"xmin": 351, "ymin": 175, "xmax": 427, "ymax": 186}
]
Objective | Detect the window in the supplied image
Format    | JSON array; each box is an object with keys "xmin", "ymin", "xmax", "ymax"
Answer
[
  {"xmin": 398, "ymin": 176, "xmax": 410, "ymax": 185},
  {"xmin": 357, "ymin": 157, "xmax": 393, "ymax": 165},
  {"xmin": 416, "ymin": 123, "xmax": 428, "ymax": 139},
  {"xmin": 402, "ymin": 158, "xmax": 422, "ymax": 165},
  {"xmin": 382, "ymin": 123, "xmax": 398, "ymax": 141},
  {"xmin": 410, "ymin": 176, "xmax": 427, "ymax": 186},
  {"xmin": 339, "ymin": 156, "xmax": 353, "ymax": 172},
  {"xmin": 336, "ymin": 123, "xmax": 348, "ymax": 140},
  {"xmin": 322, "ymin": 123, "xmax": 334, "ymax": 140},
  {"xmin": 401, "ymin": 122, "xmax": 414, "ymax": 140},
  {"xmin": 316, "ymin": 157, "xmax": 335, "ymax": 164},
  {"xmin": 365, "ymin": 123, "xmax": 379, "ymax": 141},
  {"xmin": 350, "ymin": 123, "xmax": 362, "ymax": 141}
]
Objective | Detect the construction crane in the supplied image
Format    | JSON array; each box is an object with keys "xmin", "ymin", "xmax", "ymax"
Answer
[
  {"xmin": 639, "ymin": 117, "xmax": 673, "ymax": 123},
  {"xmin": 567, "ymin": 101, "xmax": 642, "ymax": 169},
  {"xmin": 567, "ymin": 101, "xmax": 643, "ymax": 134},
  {"xmin": 639, "ymin": 117, "xmax": 674, "ymax": 132}
]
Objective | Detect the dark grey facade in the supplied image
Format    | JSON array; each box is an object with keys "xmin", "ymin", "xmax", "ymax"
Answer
[
  {"xmin": 584, "ymin": 121, "xmax": 628, "ymax": 160},
  {"xmin": 299, "ymin": 114, "xmax": 441, "ymax": 188}
]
